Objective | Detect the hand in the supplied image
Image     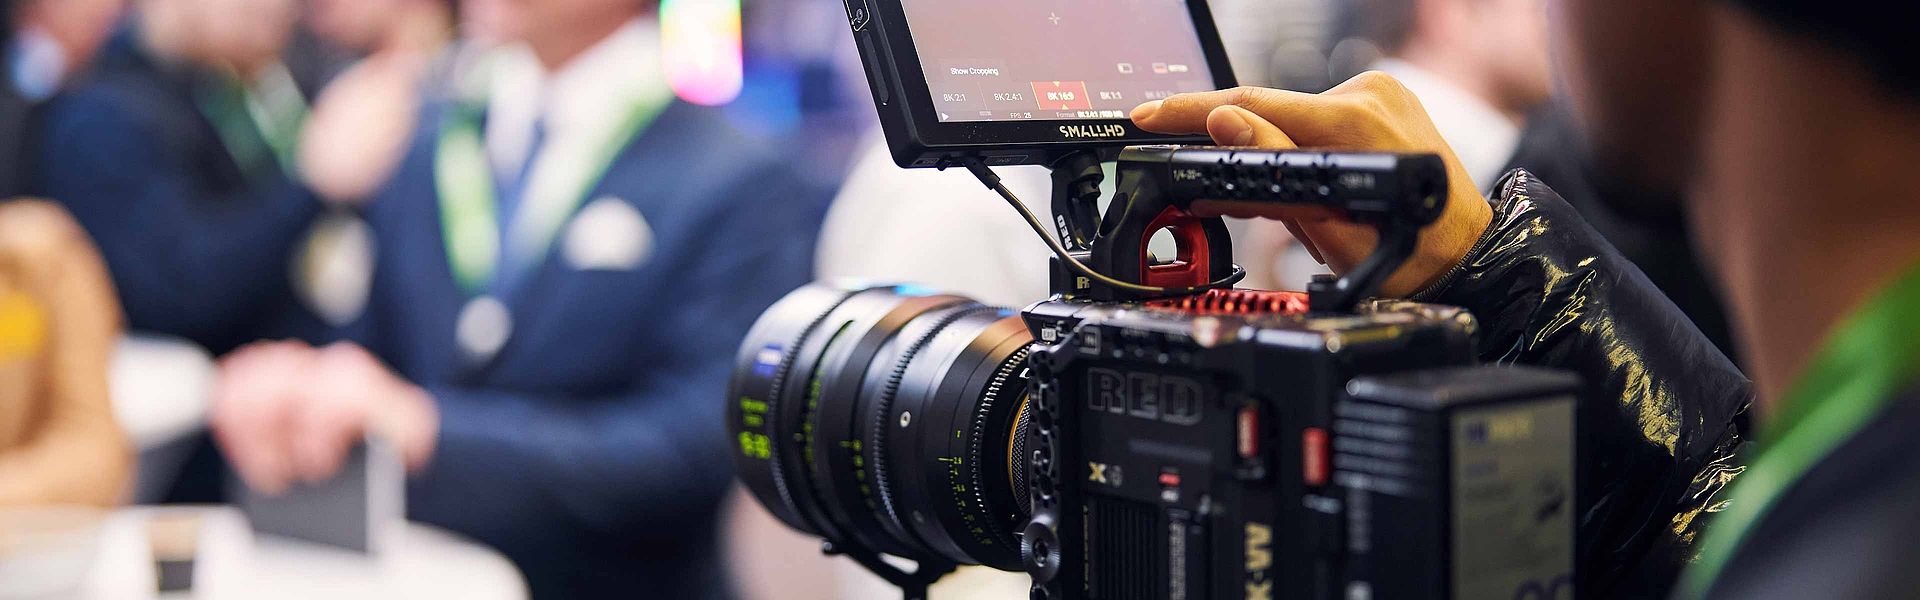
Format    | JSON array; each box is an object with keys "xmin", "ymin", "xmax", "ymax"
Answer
[
  {"xmin": 209, "ymin": 339, "xmax": 319, "ymax": 495},
  {"xmin": 288, "ymin": 342, "xmax": 438, "ymax": 483},
  {"xmin": 1131, "ymin": 72, "xmax": 1494, "ymax": 297},
  {"xmin": 297, "ymin": 53, "xmax": 426, "ymax": 206},
  {"xmin": 211, "ymin": 341, "xmax": 437, "ymax": 495}
]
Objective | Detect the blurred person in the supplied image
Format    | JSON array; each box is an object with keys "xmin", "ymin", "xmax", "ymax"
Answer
[
  {"xmin": 208, "ymin": 0, "xmax": 831, "ymax": 597},
  {"xmin": 33, "ymin": 0, "xmax": 329, "ymax": 356},
  {"xmin": 1310, "ymin": 0, "xmax": 1741, "ymax": 355},
  {"xmin": 1338, "ymin": 0, "xmax": 1553, "ymax": 189},
  {"xmin": 33, "ymin": 0, "xmax": 341, "ymax": 507},
  {"xmin": 292, "ymin": 0, "xmax": 457, "ymax": 328},
  {"xmin": 816, "ymin": 145, "xmax": 1052, "ymax": 307},
  {"xmin": 0, "ymin": 0, "xmax": 125, "ymax": 196},
  {"xmin": 1241, "ymin": 0, "xmax": 1556, "ymax": 291},
  {"xmin": 1, "ymin": 2, "xmax": 19, "ymax": 198},
  {"xmin": 457, "ymin": 0, "xmax": 516, "ymax": 45},
  {"xmin": 307, "ymin": 0, "xmax": 451, "ymax": 56},
  {"xmin": 0, "ymin": 200, "xmax": 131, "ymax": 507},
  {"xmin": 298, "ymin": 0, "xmax": 454, "ymax": 204}
]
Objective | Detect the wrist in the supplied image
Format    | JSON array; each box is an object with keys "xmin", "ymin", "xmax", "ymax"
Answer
[{"xmin": 1386, "ymin": 189, "xmax": 1495, "ymax": 297}]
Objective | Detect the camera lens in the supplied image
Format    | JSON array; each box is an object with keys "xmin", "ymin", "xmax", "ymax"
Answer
[{"xmin": 727, "ymin": 283, "xmax": 1033, "ymax": 570}]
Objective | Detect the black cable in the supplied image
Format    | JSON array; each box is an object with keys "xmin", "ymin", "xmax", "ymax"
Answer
[{"xmin": 957, "ymin": 158, "xmax": 1245, "ymax": 296}]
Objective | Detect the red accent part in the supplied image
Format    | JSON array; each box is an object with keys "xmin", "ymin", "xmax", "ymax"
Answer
[
  {"xmin": 1158, "ymin": 471, "xmax": 1181, "ymax": 487},
  {"xmin": 1145, "ymin": 289, "xmax": 1311, "ymax": 316},
  {"xmin": 1303, "ymin": 427, "xmax": 1329, "ymax": 487},
  {"xmin": 1139, "ymin": 206, "xmax": 1213, "ymax": 289},
  {"xmin": 1029, "ymin": 81, "xmax": 1092, "ymax": 111},
  {"xmin": 1237, "ymin": 407, "xmax": 1260, "ymax": 459}
]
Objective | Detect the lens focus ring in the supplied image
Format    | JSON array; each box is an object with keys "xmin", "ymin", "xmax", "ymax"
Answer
[{"xmin": 726, "ymin": 283, "xmax": 1036, "ymax": 570}]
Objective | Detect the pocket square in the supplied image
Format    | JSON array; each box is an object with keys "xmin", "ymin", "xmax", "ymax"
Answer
[{"xmin": 563, "ymin": 197, "xmax": 653, "ymax": 272}]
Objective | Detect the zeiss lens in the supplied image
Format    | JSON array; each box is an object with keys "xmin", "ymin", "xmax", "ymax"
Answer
[{"xmin": 726, "ymin": 282, "xmax": 1032, "ymax": 569}]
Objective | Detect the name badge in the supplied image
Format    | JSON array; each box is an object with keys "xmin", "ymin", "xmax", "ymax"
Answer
[{"xmin": 457, "ymin": 295, "xmax": 513, "ymax": 363}]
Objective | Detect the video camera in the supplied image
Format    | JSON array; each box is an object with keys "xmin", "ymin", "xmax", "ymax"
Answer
[{"xmin": 724, "ymin": 1, "xmax": 1580, "ymax": 599}]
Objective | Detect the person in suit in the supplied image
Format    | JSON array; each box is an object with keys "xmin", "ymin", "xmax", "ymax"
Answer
[
  {"xmin": 208, "ymin": 0, "xmax": 830, "ymax": 597},
  {"xmin": 298, "ymin": 0, "xmax": 455, "ymax": 205},
  {"xmin": 33, "ymin": 0, "xmax": 330, "ymax": 356},
  {"xmin": 0, "ymin": 2, "xmax": 20, "ymax": 199},
  {"xmin": 0, "ymin": 0, "xmax": 124, "ymax": 197}
]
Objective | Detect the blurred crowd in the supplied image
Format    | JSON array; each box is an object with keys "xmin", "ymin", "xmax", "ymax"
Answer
[{"xmin": 0, "ymin": 0, "xmax": 1733, "ymax": 598}]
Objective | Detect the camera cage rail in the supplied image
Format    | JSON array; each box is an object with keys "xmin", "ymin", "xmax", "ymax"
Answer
[{"xmin": 1039, "ymin": 145, "xmax": 1449, "ymax": 311}]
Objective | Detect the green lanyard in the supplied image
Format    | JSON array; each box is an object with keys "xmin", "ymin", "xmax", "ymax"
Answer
[
  {"xmin": 1683, "ymin": 259, "xmax": 1920, "ymax": 597},
  {"xmin": 195, "ymin": 66, "xmax": 307, "ymax": 179},
  {"xmin": 432, "ymin": 96, "xmax": 669, "ymax": 296}
]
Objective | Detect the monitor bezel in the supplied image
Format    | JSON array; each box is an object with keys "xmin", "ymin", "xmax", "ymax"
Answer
[{"xmin": 854, "ymin": 0, "xmax": 1239, "ymax": 167}]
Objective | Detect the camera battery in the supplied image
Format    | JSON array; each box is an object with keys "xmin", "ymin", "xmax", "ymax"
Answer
[{"xmin": 1335, "ymin": 365, "xmax": 1578, "ymax": 600}]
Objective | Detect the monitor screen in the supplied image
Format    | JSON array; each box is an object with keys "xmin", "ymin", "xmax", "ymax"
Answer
[{"xmin": 899, "ymin": 0, "xmax": 1218, "ymax": 123}]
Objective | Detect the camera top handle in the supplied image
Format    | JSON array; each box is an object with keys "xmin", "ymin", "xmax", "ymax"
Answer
[{"xmin": 1066, "ymin": 146, "xmax": 1448, "ymax": 312}]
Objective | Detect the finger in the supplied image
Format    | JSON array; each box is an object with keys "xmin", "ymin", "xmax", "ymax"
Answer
[
  {"xmin": 291, "ymin": 391, "xmax": 365, "ymax": 484},
  {"xmin": 292, "ymin": 345, "xmax": 375, "ymax": 482},
  {"xmin": 379, "ymin": 386, "xmax": 438, "ymax": 473},
  {"xmin": 1133, "ymin": 86, "xmax": 1354, "ymax": 141},
  {"xmin": 1280, "ymin": 218, "xmax": 1327, "ymax": 265},
  {"xmin": 211, "ymin": 369, "xmax": 296, "ymax": 495},
  {"xmin": 1204, "ymin": 105, "xmax": 1296, "ymax": 148},
  {"xmin": 210, "ymin": 342, "xmax": 316, "ymax": 495}
]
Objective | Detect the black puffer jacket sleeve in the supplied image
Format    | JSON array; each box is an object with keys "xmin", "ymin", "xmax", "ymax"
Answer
[{"xmin": 1412, "ymin": 170, "xmax": 1753, "ymax": 597}]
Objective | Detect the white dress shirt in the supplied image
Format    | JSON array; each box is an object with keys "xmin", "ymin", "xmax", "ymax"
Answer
[
  {"xmin": 482, "ymin": 18, "xmax": 671, "ymax": 264},
  {"xmin": 1371, "ymin": 58, "xmax": 1522, "ymax": 193},
  {"xmin": 815, "ymin": 133, "xmax": 1056, "ymax": 309}
]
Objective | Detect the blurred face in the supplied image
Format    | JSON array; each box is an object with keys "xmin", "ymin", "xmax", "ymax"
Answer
[
  {"xmin": 484, "ymin": 0, "xmax": 640, "ymax": 46},
  {"xmin": 1467, "ymin": 0, "xmax": 1553, "ymax": 114},
  {"xmin": 307, "ymin": 0, "xmax": 388, "ymax": 51},
  {"xmin": 149, "ymin": 0, "xmax": 296, "ymax": 68},
  {"xmin": 459, "ymin": 0, "xmax": 520, "ymax": 44},
  {"xmin": 1548, "ymin": 0, "xmax": 1711, "ymax": 196},
  {"xmin": 20, "ymin": 0, "xmax": 126, "ymax": 66}
]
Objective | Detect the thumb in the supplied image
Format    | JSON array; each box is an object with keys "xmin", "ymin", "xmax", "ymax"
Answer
[{"xmin": 1205, "ymin": 105, "xmax": 1294, "ymax": 148}]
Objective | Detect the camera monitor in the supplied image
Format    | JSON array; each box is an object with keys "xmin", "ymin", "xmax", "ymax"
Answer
[{"xmin": 844, "ymin": 0, "xmax": 1236, "ymax": 167}]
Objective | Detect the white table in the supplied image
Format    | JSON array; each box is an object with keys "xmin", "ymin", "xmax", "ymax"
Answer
[
  {"xmin": 110, "ymin": 335, "xmax": 218, "ymax": 503},
  {"xmin": 80, "ymin": 507, "xmax": 525, "ymax": 600},
  {"xmin": 111, "ymin": 335, "xmax": 215, "ymax": 452}
]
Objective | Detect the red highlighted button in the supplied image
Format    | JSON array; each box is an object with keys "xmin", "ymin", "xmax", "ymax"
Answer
[{"xmin": 1031, "ymin": 81, "xmax": 1092, "ymax": 111}]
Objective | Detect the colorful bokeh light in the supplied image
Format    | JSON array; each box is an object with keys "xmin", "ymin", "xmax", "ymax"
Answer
[{"xmin": 661, "ymin": 0, "xmax": 745, "ymax": 106}]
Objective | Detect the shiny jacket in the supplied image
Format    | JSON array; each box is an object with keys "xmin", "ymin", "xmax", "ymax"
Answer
[{"xmin": 1413, "ymin": 171, "xmax": 1753, "ymax": 597}]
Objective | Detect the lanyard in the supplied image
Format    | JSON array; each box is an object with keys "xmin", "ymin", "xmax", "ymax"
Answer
[
  {"xmin": 194, "ymin": 65, "xmax": 307, "ymax": 179},
  {"xmin": 1683, "ymin": 259, "xmax": 1920, "ymax": 597},
  {"xmin": 432, "ymin": 97, "xmax": 668, "ymax": 296}
]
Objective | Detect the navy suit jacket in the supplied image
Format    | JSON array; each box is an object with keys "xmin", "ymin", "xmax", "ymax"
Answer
[
  {"xmin": 34, "ymin": 37, "xmax": 326, "ymax": 354},
  {"xmin": 360, "ymin": 99, "xmax": 829, "ymax": 599},
  {"xmin": 0, "ymin": 72, "xmax": 33, "ymax": 199}
]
